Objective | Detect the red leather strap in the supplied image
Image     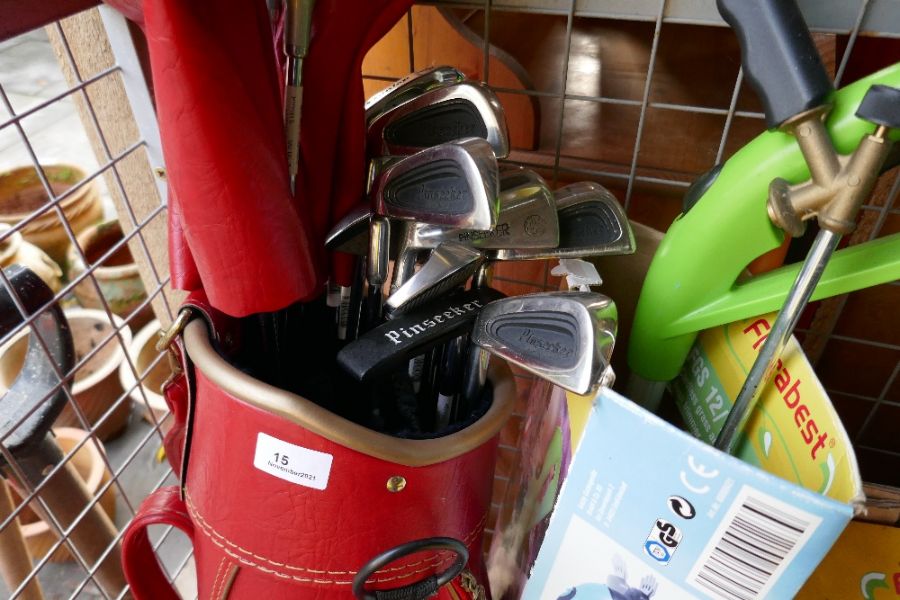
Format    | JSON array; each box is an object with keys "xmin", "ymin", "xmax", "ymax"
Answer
[
  {"xmin": 122, "ymin": 486, "xmax": 195, "ymax": 600},
  {"xmin": 161, "ymin": 292, "xmax": 240, "ymax": 481},
  {"xmin": 181, "ymin": 289, "xmax": 240, "ymax": 354},
  {"xmin": 162, "ymin": 356, "xmax": 190, "ymax": 480}
]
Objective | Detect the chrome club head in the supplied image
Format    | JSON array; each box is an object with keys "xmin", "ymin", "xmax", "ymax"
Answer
[
  {"xmin": 472, "ymin": 291, "xmax": 618, "ymax": 395},
  {"xmin": 330, "ymin": 167, "xmax": 558, "ymax": 257},
  {"xmin": 325, "ymin": 204, "xmax": 371, "ymax": 255},
  {"xmin": 385, "ymin": 242, "xmax": 484, "ymax": 316},
  {"xmin": 367, "ymin": 81, "xmax": 510, "ymax": 158},
  {"xmin": 399, "ymin": 166, "xmax": 559, "ymax": 252},
  {"xmin": 487, "ymin": 181, "xmax": 635, "ymax": 261},
  {"xmin": 371, "ymin": 138, "xmax": 499, "ymax": 293},
  {"xmin": 371, "ymin": 137, "xmax": 500, "ymax": 231},
  {"xmin": 365, "ymin": 66, "xmax": 465, "ymax": 125}
]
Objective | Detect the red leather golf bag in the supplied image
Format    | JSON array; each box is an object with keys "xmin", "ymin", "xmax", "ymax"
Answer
[{"xmin": 120, "ymin": 299, "xmax": 514, "ymax": 599}]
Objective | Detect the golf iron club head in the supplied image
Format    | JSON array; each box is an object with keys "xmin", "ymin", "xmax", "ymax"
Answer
[
  {"xmin": 399, "ymin": 166, "xmax": 559, "ymax": 253},
  {"xmin": 329, "ymin": 167, "xmax": 558, "ymax": 257},
  {"xmin": 487, "ymin": 181, "xmax": 635, "ymax": 261},
  {"xmin": 365, "ymin": 66, "xmax": 466, "ymax": 125},
  {"xmin": 370, "ymin": 137, "xmax": 500, "ymax": 231},
  {"xmin": 472, "ymin": 291, "xmax": 617, "ymax": 395},
  {"xmin": 326, "ymin": 204, "xmax": 371, "ymax": 256},
  {"xmin": 367, "ymin": 80, "xmax": 510, "ymax": 158},
  {"xmin": 385, "ymin": 242, "xmax": 485, "ymax": 316}
]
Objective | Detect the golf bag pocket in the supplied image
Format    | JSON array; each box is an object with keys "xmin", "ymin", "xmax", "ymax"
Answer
[{"xmin": 123, "ymin": 313, "xmax": 514, "ymax": 599}]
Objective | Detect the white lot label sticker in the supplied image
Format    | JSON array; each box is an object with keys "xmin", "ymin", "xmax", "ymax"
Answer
[{"xmin": 253, "ymin": 432, "xmax": 333, "ymax": 491}]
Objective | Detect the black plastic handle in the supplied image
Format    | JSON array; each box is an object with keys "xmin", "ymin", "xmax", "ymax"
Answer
[
  {"xmin": 337, "ymin": 287, "xmax": 503, "ymax": 382},
  {"xmin": 0, "ymin": 266, "xmax": 74, "ymax": 458},
  {"xmin": 717, "ymin": 0, "xmax": 834, "ymax": 129}
]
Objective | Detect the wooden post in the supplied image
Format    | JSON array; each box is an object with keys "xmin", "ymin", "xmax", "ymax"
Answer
[{"xmin": 45, "ymin": 8, "xmax": 183, "ymax": 328}]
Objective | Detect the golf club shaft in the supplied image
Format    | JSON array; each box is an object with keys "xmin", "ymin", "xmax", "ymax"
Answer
[
  {"xmin": 361, "ymin": 217, "xmax": 390, "ymax": 333},
  {"xmin": 715, "ymin": 229, "xmax": 840, "ymax": 453},
  {"xmin": 435, "ymin": 335, "xmax": 466, "ymax": 429},
  {"xmin": 458, "ymin": 261, "xmax": 494, "ymax": 410},
  {"xmin": 347, "ymin": 258, "xmax": 366, "ymax": 340},
  {"xmin": 284, "ymin": 57, "xmax": 303, "ymax": 195},
  {"xmin": 283, "ymin": 0, "xmax": 315, "ymax": 194}
]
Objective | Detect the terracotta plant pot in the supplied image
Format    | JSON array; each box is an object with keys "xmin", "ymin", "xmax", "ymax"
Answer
[
  {"xmin": 0, "ymin": 309, "xmax": 133, "ymax": 440},
  {"xmin": 67, "ymin": 220, "xmax": 153, "ymax": 330},
  {"xmin": 0, "ymin": 223, "xmax": 63, "ymax": 293},
  {"xmin": 0, "ymin": 165, "xmax": 103, "ymax": 267},
  {"xmin": 119, "ymin": 319, "xmax": 173, "ymax": 432},
  {"xmin": 8, "ymin": 428, "xmax": 116, "ymax": 564}
]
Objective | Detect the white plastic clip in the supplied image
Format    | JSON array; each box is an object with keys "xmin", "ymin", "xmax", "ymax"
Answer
[{"xmin": 551, "ymin": 259, "xmax": 603, "ymax": 291}]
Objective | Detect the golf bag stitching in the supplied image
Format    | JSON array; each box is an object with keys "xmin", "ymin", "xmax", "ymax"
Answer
[
  {"xmin": 210, "ymin": 555, "xmax": 228, "ymax": 599},
  {"xmin": 199, "ymin": 534, "xmax": 455, "ymax": 586},
  {"xmin": 219, "ymin": 563, "xmax": 240, "ymax": 599},
  {"xmin": 184, "ymin": 491, "xmax": 486, "ymax": 582},
  {"xmin": 185, "ymin": 490, "xmax": 485, "ymax": 573}
]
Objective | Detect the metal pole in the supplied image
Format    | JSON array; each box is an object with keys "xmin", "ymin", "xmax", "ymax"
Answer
[{"xmin": 715, "ymin": 229, "xmax": 841, "ymax": 453}]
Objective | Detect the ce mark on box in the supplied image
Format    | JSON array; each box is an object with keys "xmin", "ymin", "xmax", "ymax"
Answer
[{"xmin": 253, "ymin": 432, "xmax": 334, "ymax": 491}]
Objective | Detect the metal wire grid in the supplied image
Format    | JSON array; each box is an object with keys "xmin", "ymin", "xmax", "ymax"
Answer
[
  {"xmin": 361, "ymin": 0, "xmax": 900, "ymax": 502},
  {"xmin": 0, "ymin": 7, "xmax": 189, "ymax": 598},
  {"xmin": 0, "ymin": 1, "xmax": 895, "ymax": 598}
]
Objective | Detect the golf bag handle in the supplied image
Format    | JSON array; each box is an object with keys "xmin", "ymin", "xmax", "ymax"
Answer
[
  {"xmin": 121, "ymin": 486, "xmax": 193, "ymax": 600},
  {"xmin": 717, "ymin": 0, "xmax": 834, "ymax": 128},
  {"xmin": 353, "ymin": 537, "xmax": 469, "ymax": 600}
]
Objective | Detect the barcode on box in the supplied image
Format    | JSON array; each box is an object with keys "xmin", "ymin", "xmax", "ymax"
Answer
[{"xmin": 688, "ymin": 485, "xmax": 821, "ymax": 600}]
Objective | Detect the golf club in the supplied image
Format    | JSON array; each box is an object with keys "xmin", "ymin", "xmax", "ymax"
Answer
[
  {"xmin": 337, "ymin": 286, "xmax": 504, "ymax": 383},
  {"xmin": 369, "ymin": 137, "xmax": 500, "ymax": 294},
  {"xmin": 471, "ymin": 291, "xmax": 618, "ymax": 396},
  {"xmin": 365, "ymin": 66, "xmax": 465, "ymax": 125},
  {"xmin": 284, "ymin": 0, "xmax": 316, "ymax": 194},
  {"xmin": 367, "ymin": 81, "xmax": 510, "ymax": 159},
  {"xmin": 385, "ymin": 242, "xmax": 484, "ymax": 317},
  {"xmin": 330, "ymin": 167, "xmax": 558, "ymax": 260},
  {"xmin": 487, "ymin": 181, "xmax": 634, "ymax": 262},
  {"xmin": 362, "ymin": 215, "xmax": 391, "ymax": 332}
]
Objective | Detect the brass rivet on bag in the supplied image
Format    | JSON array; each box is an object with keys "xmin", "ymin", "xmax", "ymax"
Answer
[{"xmin": 386, "ymin": 476, "xmax": 406, "ymax": 493}]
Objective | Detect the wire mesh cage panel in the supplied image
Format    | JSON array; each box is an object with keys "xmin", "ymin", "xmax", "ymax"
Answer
[
  {"xmin": 360, "ymin": 0, "xmax": 900, "ymax": 542},
  {"xmin": 0, "ymin": 4, "xmax": 188, "ymax": 598},
  {"xmin": 0, "ymin": 0, "xmax": 898, "ymax": 597}
]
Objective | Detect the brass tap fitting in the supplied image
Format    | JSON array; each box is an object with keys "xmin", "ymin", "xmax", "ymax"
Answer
[{"xmin": 767, "ymin": 107, "xmax": 893, "ymax": 238}]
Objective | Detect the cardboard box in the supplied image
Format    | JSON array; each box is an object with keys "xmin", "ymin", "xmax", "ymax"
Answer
[
  {"xmin": 488, "ymin": 312, "xmax": 863, "ymax": 599},
  {"xmin": 521, "ymin": 388, "xmax": 859, "ymax": 599}
]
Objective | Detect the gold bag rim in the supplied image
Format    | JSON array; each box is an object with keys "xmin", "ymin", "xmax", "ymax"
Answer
[{"xmin": 183, "ymin": 319, "xmax": 515, "ymax": 467}]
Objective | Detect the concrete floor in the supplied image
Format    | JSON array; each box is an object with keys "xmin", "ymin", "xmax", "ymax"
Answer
[{"xmin": 1, "ymin": 28, "xmax": 196, "ymax": 599}]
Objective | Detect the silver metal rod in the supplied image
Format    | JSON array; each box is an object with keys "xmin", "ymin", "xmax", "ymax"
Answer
[{"xmin": 715, "ymin": 229, "xmax": 841, "ymax": 453}]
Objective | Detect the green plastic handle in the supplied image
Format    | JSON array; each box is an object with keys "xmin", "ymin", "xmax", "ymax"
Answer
[{"xmin": 627, "ymin": 63, "xmax": 900, "ymax": 384}]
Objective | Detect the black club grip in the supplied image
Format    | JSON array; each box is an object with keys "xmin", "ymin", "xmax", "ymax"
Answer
[{"xmin": 717, "ymin": 0, "xmax": 834, "ymax": 129}]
